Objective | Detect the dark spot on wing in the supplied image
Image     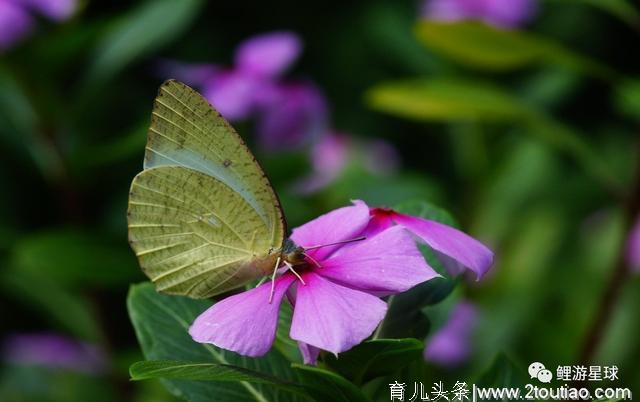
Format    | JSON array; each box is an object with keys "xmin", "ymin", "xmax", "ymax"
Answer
[{"xmin": 223, "ymin": 159, "xmax": 232, "ymax": 168}]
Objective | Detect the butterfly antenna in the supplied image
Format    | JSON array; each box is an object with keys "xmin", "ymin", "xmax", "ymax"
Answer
[
  {"xmin": 268, "ymin": 256, "xmax": 281, "ymax": 304},
  {"xmin": 304, "ymin": 236, "xmax": 367, "ymax": 251},
  {"xmin": 284, "ymin": 261, "xmax": 306, "ymax": 285}
]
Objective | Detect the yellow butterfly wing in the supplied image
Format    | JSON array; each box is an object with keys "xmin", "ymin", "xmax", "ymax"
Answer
[{"xmin": 127, "ymin": 80, "xmax": 285, "ymax": 298}]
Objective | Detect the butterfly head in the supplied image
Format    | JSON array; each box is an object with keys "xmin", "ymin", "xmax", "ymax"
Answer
[{"xmin": 281, "ymin": 238, "xmax": 307, "ymax": 265}]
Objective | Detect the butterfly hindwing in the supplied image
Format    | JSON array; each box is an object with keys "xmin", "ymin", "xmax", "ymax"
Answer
[
  {"xmin": 127, "ymin": 80, "xmax": 285, "ymax": 298},
  {"xmin": 128, "ymin": 166, "xmax": 280, "ymax": 298}
]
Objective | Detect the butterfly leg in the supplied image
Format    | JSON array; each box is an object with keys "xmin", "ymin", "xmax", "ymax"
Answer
[
  {"xmin": 303, "ymin": 252, "xmax": 322, "ymax": 269},
  {"xmin": 268, "ymin": 256, "xmax": 281, "ymax": 304},
  {"xmin": 284, "ymin": 261, "xmax": 306, "ymax": 285}
]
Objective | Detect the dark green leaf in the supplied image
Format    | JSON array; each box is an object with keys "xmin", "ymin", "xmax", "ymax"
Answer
[
  {"xmin": 615, "ymin": 79, "xmax": 640, "ymax": 122},
  {"xmin": 11, "ymin": 229, "xmax": 140, "ymax": 288},
  {"xmin": 0, "ymin": 68, "xmax": 64, "ymax": 180},
  {"xmin": 130, "ymin": 360, "xmax": 308, "ymax": 398},
  {"xmin": 127, "ymin": 283, "xmax": 305, "ymax": 402},
  {"xmin": 292, "ymin": 365, "xmax": 370, "ymax": 402},
  {"xmin": 83, "ymin": 0, "xmax": 203, "ymax": 88},
  {"xmin": 0, "ymin": 365, "xmax": 117, "ymax": 402},
  {"xmin": 551, "ymin": 0, "xmax": 640, "ymax": 27},
  {"xmin": 0, "ymin": 270, "xmax": 102, "ymax": 341},
  {"xmin": 475, "ymin": 354, "xmax": 527, "ymax": 389},
  {"xmin": 324, "ymin": 339, "xmax": 423, "ymax": 385}
]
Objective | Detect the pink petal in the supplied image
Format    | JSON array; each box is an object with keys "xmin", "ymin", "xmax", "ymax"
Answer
[
  {"xmin": 157, "ymin": 60, "xmax": 219, "ymax": 87},
  {"xmin": 201, "ymin": 69, "xmax": 266, "ymax": 121},
  {"xmin": 424, "ymin": 301, "xmax": 478, "ymax": 367},
  {"xmin": 365, "ymin": 207, "xmax": 397, "ymax": 238},
  {"xmin": 25, "ymin": 0, "xmax": 77, "ymax": 21},
  {"xmin": 0, "ymin": 1, "xmax": 33, "ymax": 52},
  {"xmin": 311, "ymin": 132, "xmax": 349, "ymax": 176},
  {"xmin": 297, "ymin": 342, "xmax": 321, "ymax": 365},
  {"xmin": 393, "ymin": 213, "xmax": 494, "ymax": 279},
  {"xmin": 626, "ymin": 215, "xmax": 640, "ymax": 273},
  {"xmin": 290, "ymin": 200, "xmax": 371, "ymax": 261},
  {"xmin": 255, "ymin": 82, "xmax": 328, "ymax": 151},
  {"xmin": 290, "ymin": 273, "xmax": 387, "ymax": 354},
  {"xmin": 319, "ymin": 226, "xmax": 439, "ymax": 294},
  {"xmin": 291, "ymin": 132, "xmax": 349, "ymax": 194},
  {"xmin": 235, "ymin": 31, "xmax": 302, "ymax": 78},
  {"xmin": 189, "ymin": 275, "xmax": 295, "ymax": 357}
]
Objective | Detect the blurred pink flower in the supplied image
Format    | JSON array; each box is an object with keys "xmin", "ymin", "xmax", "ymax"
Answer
[
  {"xmin": 0, "ymin": 0, "xmax": 76, "ymax": 52},
  {"xmin": 256, "ymin": 81, "xmax": 328, "ymax": 151},
  {"xmin": 163, "ymin": 31, "xmax": 328, "ymax": 150},
  {"xmin": 293, "ymin": 133, "xmax": 400, "ymax": 194},
  {"xmin": 292, "ymin": 132, "xmax": 349, "ymax": 194},
  {"xmin": 3, "ymin": 332, "xmax": 107, "ymax": 374},
  {"xmin": 190, "ymin": 201, "xmax": 439, "ymax": 364},
  {"xmin": 363, "ymin": 139, "xmax": 401, "ymax": 176},
  {"xmin": 626, "ymin": 215, "xmax": 640, "ymax": 273},
  {"xmin": 422, "ymin": 0, "xmax": 536, "ymax": 28},
  {"xmin": 424, "ymin": 301, "xmax": 478, "ymax": 367}
]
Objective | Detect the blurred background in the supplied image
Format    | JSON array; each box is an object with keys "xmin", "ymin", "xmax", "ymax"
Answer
[{"xmin": 1, "ymin": 0, "xmax": 639, "ymax": 400}]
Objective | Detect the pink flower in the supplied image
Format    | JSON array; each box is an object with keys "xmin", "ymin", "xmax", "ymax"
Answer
[
  {"xmin": 424, "ymin": 301, "xmax": 478, "ymax": 367},
  {"xmin": 189, "ymin": 200, "xmax": 493, "ymax": 364}
]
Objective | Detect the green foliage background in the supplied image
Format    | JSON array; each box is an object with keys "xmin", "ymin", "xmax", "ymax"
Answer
[{"xmin": 1, "ymin": 0, "xmax": 639, "ymax": 401}]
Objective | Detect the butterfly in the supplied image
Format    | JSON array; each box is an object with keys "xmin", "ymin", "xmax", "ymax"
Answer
[{"xmin": 127, "ymin": 80, "xmax": 293, "ymax": 299}]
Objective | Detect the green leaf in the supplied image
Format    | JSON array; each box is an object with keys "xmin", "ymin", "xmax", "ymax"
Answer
[
  {"xmin": 130, "ymin": 360, "xmax": 308, "ymax": 398},
  {"xmin": 11, "ymin": 229, "xmax": 140, "ymax": 288},
  {"xmin": 0, "ymin": 270, "xmax": 102, "ymax": 341},
  {"xmin": 292, "ymin": 365, "xmax": 370, "ymax": 402},
  {"xmin": 375, "ymin": 201, "xmax": 460, "ymax": 339},
  {"xmin": 0, "ymin": 365, "xmax": 117, "ymax": 402},
  {"xmin": 274, "ymin": 299, "xmax": 303, "ymax": 363},
  {"xmin": 83, "ymin": 0, "xmax": 203, "ymax": 88},
  {"xmin": 127, "ymin": 283, "xmax": 305, "ymax": 402},
  {"xmin": 615, "ymin": 79, "xmax": 640, "ymax": 122},
  {"xmin": 367, "ymin": 78, "xmax": 621, "ymax": 194},
  {"xmin": 414, "ymin": 21, "xmax": 615, "ymax": 79},
  {"xmin": 69, "ymin": 120, "xmax": 147, "ymax": 169},
  {"xmin": 367, "ymin": 78, "xmax": 530, "ymax": 123},
  {"xmin": 551, "ymin": 0, "xmax": 640, "ymax": 27},
  {"xmin": 0, "ymin": 68, "xmax": 64, "ymax": 181},
  {"xmin": 324, "ymin": 339, "xmax": 424, "ymax": 385},
  {"xmin": 475, "ymin": 354, "xmax": 527, "ymax": 389}
]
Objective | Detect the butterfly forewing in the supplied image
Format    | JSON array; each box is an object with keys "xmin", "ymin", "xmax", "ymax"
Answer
[
  {"xmin": 144, "ymin": 79, "xmax": 284, "ymax": 239},
  {"xmin": 127, "ymin": 80, "xmax": 285, "ymax": 298}
]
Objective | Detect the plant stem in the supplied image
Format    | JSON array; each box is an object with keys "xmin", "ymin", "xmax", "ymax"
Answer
[{"xmin": 578, "ymin": 140, "xmax": 640, "ymax": 365}]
